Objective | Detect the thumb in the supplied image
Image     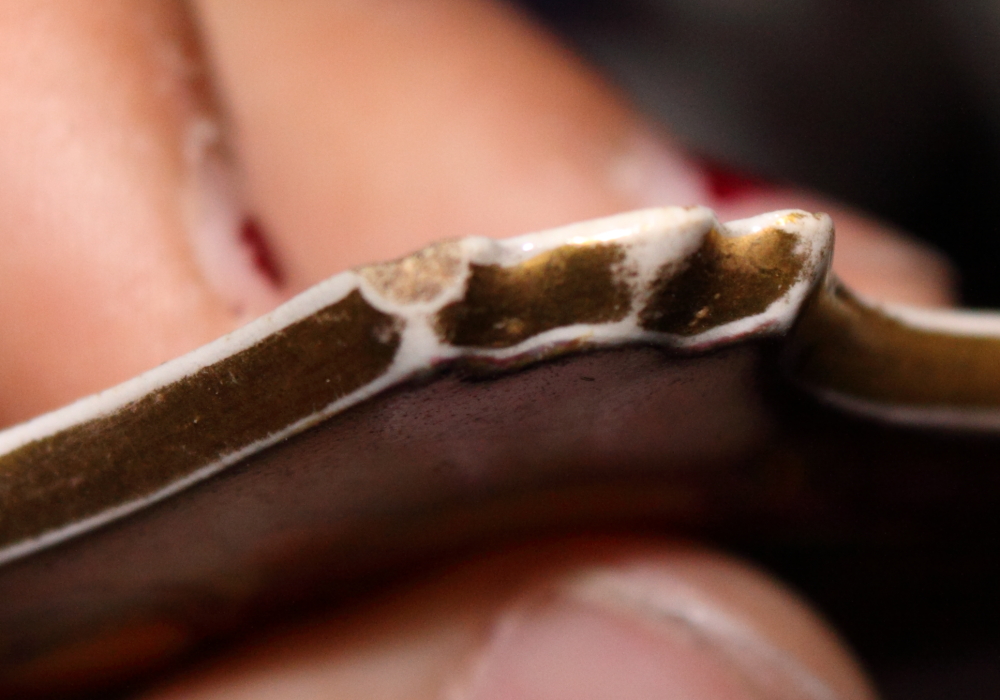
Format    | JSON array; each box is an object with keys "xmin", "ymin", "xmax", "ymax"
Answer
[{"xmin": 142, "ymin": 538, "xmax": 877, "ymax": 700}]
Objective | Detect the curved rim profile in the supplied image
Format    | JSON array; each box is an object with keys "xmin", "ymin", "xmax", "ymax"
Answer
[{"xmin": 0, "ymin": 206, "xmax": 833, "ymax": 565}]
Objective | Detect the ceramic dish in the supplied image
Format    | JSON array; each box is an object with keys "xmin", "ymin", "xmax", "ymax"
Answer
[{"xmin": 2, "ymin": 207, "xmax": 999, "ymax": 693}]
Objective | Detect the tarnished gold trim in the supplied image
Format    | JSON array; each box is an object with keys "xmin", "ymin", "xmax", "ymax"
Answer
[
  {"xmin": 436, "ymin": 243, "xmax": 632, "ymax": 347},
  {"xmin": 0, "ymin": 290, "xmax": 402, "ymax": 547},
  {"xmin": 787, "ymin": 280, "xmax": 1000, "ymax": 408},
  {"xmin": 641, "ymin": 226, "xmax": 807, "ymax": 335},
  {"xmin": 0, "ymin": 207, "xmax": 833, "ymax": 562}
]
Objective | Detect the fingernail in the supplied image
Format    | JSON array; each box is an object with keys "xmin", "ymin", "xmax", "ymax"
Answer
[
  {"xmin": 183, "ymin": 117, "xmax": 285, "ymax": 320},
  {"xmin": 451, "ymin": 569, "xmax": 840, "ymax": 700}
]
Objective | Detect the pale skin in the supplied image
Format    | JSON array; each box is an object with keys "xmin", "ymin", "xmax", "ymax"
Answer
[{"xmin": 0, "ymin": 2, "xmax": 957, "ymax": 698}]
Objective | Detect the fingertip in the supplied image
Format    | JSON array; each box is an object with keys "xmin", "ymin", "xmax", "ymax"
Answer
[
  {"xmin": 0, "ymin": 1, "xmax": 282, "ymax": 425},
  {"xmin": 192, "ymin": 0, "xmax": 707, "ymax": 291},
  {"xmin": 449, "ymin": 539, "xmax": 875, "ymax": 700},
  {"xmin": 141, "ymin": 538, "xmax": 877, "ymax": 700}
]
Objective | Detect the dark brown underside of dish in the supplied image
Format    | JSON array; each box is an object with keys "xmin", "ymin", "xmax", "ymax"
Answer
[{"xmin": 3, "ymin": 341, "xmax": 1000, "ymax": 697}]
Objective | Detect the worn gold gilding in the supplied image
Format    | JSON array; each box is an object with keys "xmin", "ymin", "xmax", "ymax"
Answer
[
  {"xmin": 360, "ymin": 241, "xmax": 464, "ymax": 304},
  {"xmin": 436, "ymin": 243, "xmax": 632, "ymax": 348},
  {"xmin": 640, "ymin": 226, "xmax": 806, "ymax": 335},
  {"xmin": 788, "ymin": 281, "xmax": 1000, "ymax": 407},
  {"xmin": 0, "ymin": 290, "xmax": 402, "ymax": 548}
]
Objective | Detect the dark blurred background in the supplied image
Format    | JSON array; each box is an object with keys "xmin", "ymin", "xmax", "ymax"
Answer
[
  {"xmin": 514, "ymin": 2, "xmax": 1000, "ymax": 697},
  {"xmin": 521, "ymin": 0, "xmax": 1000, "ymax": 307}
]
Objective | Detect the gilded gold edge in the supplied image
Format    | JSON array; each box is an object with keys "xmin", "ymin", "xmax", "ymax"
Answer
[
  {"xmin": 0, "ymin": 207, "xmax": 831, "ymax": 562},
  {"xmin": 785, "ymin": 277, "xmax": 1000, "ymax": 425}
]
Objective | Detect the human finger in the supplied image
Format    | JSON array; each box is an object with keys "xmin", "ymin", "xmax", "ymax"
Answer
[
  {"xmin": 190, "ymin": 0, "xmax": 706, "ymax": 291},
  {"xmin": 193, "ymin": 0, "xmax": 956, "ymax": 310},
  {"xmin": 0, "ymin": 0, "xmax": 281, "ymax": 427},
  {"xmin": 141, "ymin": 538, "xmax": 877, "ymax": 700}
]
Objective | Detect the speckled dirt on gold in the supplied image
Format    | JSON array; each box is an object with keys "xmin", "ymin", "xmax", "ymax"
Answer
[
  {"xmin": 0, "ymin": 290, "xmax": 402, "ymax": 548},
  {"xmin": 436, "ymin": 243, "xmax": 632, "ymax": 348}
]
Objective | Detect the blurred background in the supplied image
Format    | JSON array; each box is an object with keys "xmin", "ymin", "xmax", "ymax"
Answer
[
  {"xmin": 508, "ymin": 1, "xmax": 1000, "ymax": 697},
  {"xmin": 521, "ymin": 0, "xmax": 1000, "ymax": 307}
]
